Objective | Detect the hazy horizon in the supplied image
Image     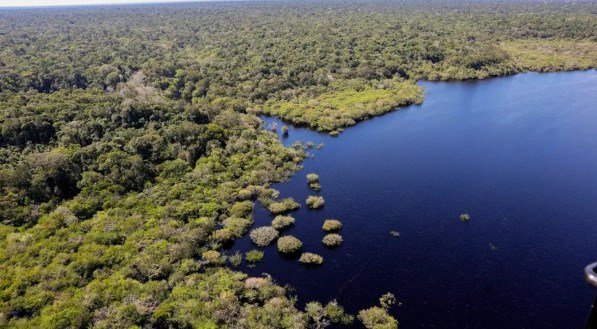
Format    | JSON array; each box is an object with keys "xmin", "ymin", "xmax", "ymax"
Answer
[{"xmin": 0, "ymin": 0, "xmax": 201, "ymax": 7}]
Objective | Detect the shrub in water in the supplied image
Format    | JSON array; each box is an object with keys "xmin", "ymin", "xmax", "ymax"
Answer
[
  {"xmin": 299, "ymin": 252, "xmax": 323, "ymax": 265},
  {"xmin": 268, "ymin": 197, "xmax": 300, "ymax": 214},
  {"xmin": 245, "ymin": 250, "xmax": 264, "ymax": 263},
  {"xmin": 309, "ymin": 182, "xmax": 322, "ymax": 191},
  {"xmin": 281, "ymin": 125, "xmax": 289, "ymax": 136},
  {"xmin": 250, "ymin": 226, "xmax": 279, "ymax": 247},
  {"xmin": 277, "ymin": 235, "xmax": 303, "ymax": 254},
  {"xmin": 272, "ymin": 215, "xmax": 295, "ymax": 230},
  {"xmin": 228, "ymin": 251, "xmax": 242, "ymax": 267},
  {"xmin": 322, "ymin": 219, "xmax": 342, "ymax": 232},
  {"xmin": 306, "ymin": 195, "xmax": 325, "ymax": 209},
  {"xmin": 459, "ymin": 213, "xmax": 471, "ymax": 222},
  {"xmin": 306, "ymin": 173, "xmax": 319, "ymax": 183},
  {"xmin": 322, "ymin": 233, "xmax": 343, "ymax": 247},
  {"xmin": 358, "ymin": 306, "xmax": 398, "ymax": 329}
]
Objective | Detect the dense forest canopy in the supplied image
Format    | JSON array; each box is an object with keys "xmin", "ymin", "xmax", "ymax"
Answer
[{"xmin": 0, "ymin": 0, "xmax": 595, "ymax": 328}]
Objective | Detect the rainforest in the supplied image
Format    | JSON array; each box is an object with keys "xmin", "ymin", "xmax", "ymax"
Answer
[{"xmin": 0, "ymin": 1, "xmax": 596, "ymax": 328}]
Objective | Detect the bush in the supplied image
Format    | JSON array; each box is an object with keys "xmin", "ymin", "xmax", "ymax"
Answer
[
  {"xmin": 245, "ymin": 250, "xmax": 264, "ymax": 263},
  {"xmin": 201, "ymin": 250, "xmax": 222, "ymax": 265},
  {"xmin": 268, "ymin": 198, "xmax": 300, "ymax": 214},
  {"xmin": 212, "ymin": 228, "xmax": 234, "ymax": 243},
  {"xmin": 250, "ymin": 226, "xmax": 279, "ymax": 247},
  {"xmin": 223, "ymin": 217, "xmax": 253, "ymax": 237},
  {"xmin": 322, "ymin": 219, "xmax": 342, "ymax": 232},
  {"xmin": 309, "ymin": 182, "xmax": 322, "ymax": 191},
  {"xmin": 306, "ymin": 195, "xmax": 325, "ymax": 209},
  {"xmin": 299, "ymin": 252, "xmax": 323, "ymax": 265},
  {"xmin": 271, "ymin": 215, "xmax": 295, "ymax": 230},
  {"xmin": 229, "ymin": 200, "xmax": 254, "ymax": 217},
  {"xmin": 322, "ymin": 233, "xmax": 343, "ymax": 247},
  {"xmin": 277, "ymin": 235, "xmax": 303, "ymax": 254},
  {"xmin": 281, "ymin": 125, "xmax": 289, "ymax": 136},
  {"xmin": 228, "ymin": 251, "xmax": 242, "ymax": 267},
  {"xmin": 358, "ymin": 306, "xmax": 398, "ymax": 329},
  {"xmin": 306, "ymin": 173, "xmax": 319, "ymax": 183},
  {"xmin": 459, "ymin": 213, "xmax": 471, "ymax": 222}
]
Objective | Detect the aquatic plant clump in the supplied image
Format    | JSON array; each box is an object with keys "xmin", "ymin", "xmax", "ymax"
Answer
[
  {"xmin": 299, "ymin": 252, "xmax": 324, "ymax": 265},
  {"xmin": 271, "ymin": 215, "xmax": 295, "ymax": 230},
  {"xmin": 306, "ymin": 195, "xmax": 325, "ymax": 209},
  {"xmin": 277, "ymin": 235, "xmax": 303, "ymax": 254},
  {"xmin": 245, "ymin": 250, "xmax": 264, "ymax": 263},
  {"xmin": 322, "ymin": 233, "xmax": 343, "ymax": 247},
  {"xmin": 322, "ymin": 219, "xmax": 342, "ymax": 232},
  {"xmin": 268, "ymin": 197, "xmax": 300, "ymax": 214},
  {"xmin": 306, "ymin": 173, "xmax": 319, "ymax": 183},
  {"xmin": 358, "ymin": 306, "xmax": 398, "ymax": 329},
  {"xmin": 459, "ymin": 213, "xmax": 471, "ymax": 222},
  {"xmin": 249, "ymin": 226, "xmax": 279, "ymax": 247}
]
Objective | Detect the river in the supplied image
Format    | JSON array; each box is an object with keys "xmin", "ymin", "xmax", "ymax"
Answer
[{"xmin": 234, "ymin": 70, "xmax": 597, "ymax": 329}]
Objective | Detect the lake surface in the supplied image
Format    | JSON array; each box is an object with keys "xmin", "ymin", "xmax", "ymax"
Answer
[{"xmin": 234, "ymin": 71, "xmax": 597, "ymax": 329}]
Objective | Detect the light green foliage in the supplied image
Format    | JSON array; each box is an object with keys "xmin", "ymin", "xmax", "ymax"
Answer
[
  {"xmin": 358, "ymin": 306, "xmax": 399, "ymax": 329},
  {"xmin": 306, "ymin": 196, "xmax": 325, "ymax": 209},
  {"xmin": 272, "ymin": 215, "xmax": 295, "ymax": 230},
  {"xmin": 249, "ymin": 226, "xmax": 279, "ymax": 247},
  {"xmin": 322, "ymin": 219, "xmax": 342, "ymax": 232},
  {"xmin": 306, "ymin": 300, "xmax": 354, "ymax": 327},
  {"xmin": 322, "ymin": 233, "xmax": 343, "ymax": 247},
  {"xmin": 277, "ymin": 235, "xmax": 303, "ymax": 254},
  {"xmin": 459, "ymin": 213, "xmax": 471, "ymax": 222},
  {"xmin": 228, "ymin": 251, "xmax": 243, "ymax": 267},
  {"xmin": 307, "ymin": 173, "xmax": 319, "ymax": 183},
  {"xmin": 202, "ymin": 250, "xmax": 223, "ymax": 265},
  {"xmin": 222, "ymin": 217, "xmax": 253, "ymax": 237},
  {"xmin": 267, "ymin": 198, "xmax": 300, "ymax": 215},
  {"xmin": 307, "ymin": 173, "xmax": 322, "ymax": 191},
  {"xmin": 299, "ymin": 252, "xmax": 324, "ymax": 265},
  {"xmin": 358, "ymin": 293, "xmax": 398, "ymax": 329},
  {"xmin": 245, "ymin": 250, "xmax": 264, "ymax": 263},
  {"xmin": 212, "ymin": 228, "xmax": 235, "ymax": 243},
  {"xmin": 262, "ymin": 79, "xmax": 424, "ymax": 132},
  {"xmin": 229, "ymin": 200, "xmax": 254, "ymax": 218}
]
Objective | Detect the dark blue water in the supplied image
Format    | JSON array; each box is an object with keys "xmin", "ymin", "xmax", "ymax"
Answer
[{"xmin": 234, "ymin": 71, "xmax": 597, "ymax": 329}]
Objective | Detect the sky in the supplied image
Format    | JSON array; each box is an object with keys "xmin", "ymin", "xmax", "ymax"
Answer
[{"xmin": 0, "ymin": 0, "xmax": 196, "ymax": 7}]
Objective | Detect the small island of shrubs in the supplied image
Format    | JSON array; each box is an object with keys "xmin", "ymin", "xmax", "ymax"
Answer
[
  {"xmin": 322, "ymin": 219, "xmax": 342, "ymax": 232},
  {"xmin": 306, "ymin": 195, "xmax": 325, "ymax": 209},
  {"xmin": 268, "ymin": 197, "xmax": 300, "ymax": 214},
  {"xmin": 277, "ymin": 235, "xmax": 303, "ymax": 254},
  {"xmin": 306, "ymin": 173, "xmax": 322, "ymax": 191},
  {"xmin": 250, "ymin": 226, "xmax": 279, "ymax": 246},
  {"xmin": 299, "ymin": 252, "xmax": 324, "ymax": 265},
  {"xmin": 272, "ymin": 215, "xmax": 295, "ymax": 230},
  {"xmin": 322, "ymin": 233, "xmax": 343, "ymax": 247},
  {"xmin": 245, "ymin": 250, "xmax": 264, "ymax": 263}
]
